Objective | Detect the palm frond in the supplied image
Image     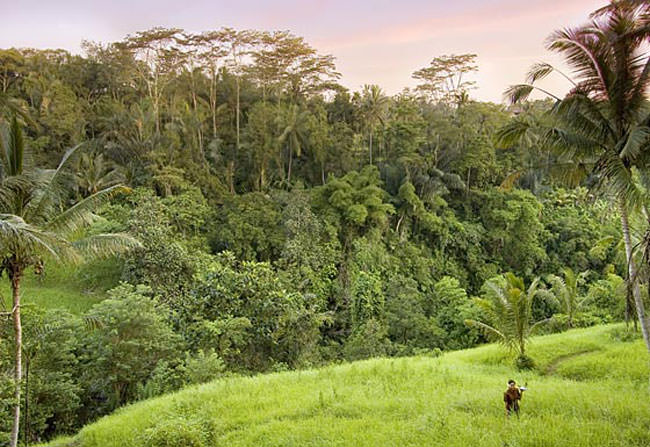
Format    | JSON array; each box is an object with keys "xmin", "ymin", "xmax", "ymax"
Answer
[
  {"xmin": 620, "ymin": 125, "xmax": 650, "ymax": 160},
  {"xmin": 464, "ymin": 319, "xmax": 507, "ymax": 344},
  {"xmin": 46, "ymin": 185, "xmax": 130, "ymax": 235},
  {"xmin": 72, "ymin": 233, "xmax": 141, "ymax": 259}
]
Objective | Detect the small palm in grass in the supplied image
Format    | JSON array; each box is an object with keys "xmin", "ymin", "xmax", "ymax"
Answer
[
  {"xmin": 0, "ymin": 116, "xmax": 139, "ymax": 447},
  {"xmin": 465, "ymin": 272, "xmax": 552, "ymax": 368},
  {"xmin": 546, "ymin": 268, "xmax": 590, "ymax": 329}
]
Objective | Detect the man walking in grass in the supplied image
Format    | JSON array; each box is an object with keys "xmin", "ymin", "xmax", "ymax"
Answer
[{"xmin": 504, "ymin": 379, "xmax": 524, "ymax": 418}]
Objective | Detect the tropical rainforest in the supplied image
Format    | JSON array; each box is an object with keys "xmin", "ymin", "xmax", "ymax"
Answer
[{"xmin": 1, "ymin": 1, "xmax": 649, "ymax": 446}]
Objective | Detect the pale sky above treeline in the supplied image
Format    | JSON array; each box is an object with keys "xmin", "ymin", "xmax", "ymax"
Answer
[{"xmin": 2, "ymin": 0, "xmax": 607, "ymax": 102}]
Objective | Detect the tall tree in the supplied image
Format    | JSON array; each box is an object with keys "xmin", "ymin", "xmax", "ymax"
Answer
[
  {"xmin": 412, "ymin": 53, "xmax": 478, "ymax": 105},
  {"xmin": 502, "ymin": 1, "xmax": 650, "ymax": 352},
  {"xmin": 0, "ymin": 117, "xmax": 138, "ymax": 447},
  {"xmin": 115, "ymin": 27, "xmax": 185, "ymax": 135},
  {"xmin": 218, "ymin": 28, "xmax": 259, "ymax": 153},
  {"xmin": 359, "ymin": 85, "xmax": 388, "ymax": 165},
  {"xmin": 251, "ymin": 31, "xmax": 340, "ymax": 102},
  {"xmin": 277, "ymin": 103, "xmax": 312, "ymax": 184}
]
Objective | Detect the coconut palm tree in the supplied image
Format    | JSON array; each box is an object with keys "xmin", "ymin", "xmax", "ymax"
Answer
[
  {"xmin": 277, "ymin": 103, "xmax": 311, "ymax": 184},
  {"xmin": 0, "ymin": 116, "xmax": 138, "ymax": 447},
  {"xmin": 360, "ymin": 85, "xmax": 388, "ymax": 165},
  {"xmin": 500, "ymin": 1, "xmax": 650, "ymax": 352},
  {"xmin": 74, "ymin": 150, "xmax": 125, "ymax": 198},
  {"xmin": 465, "ymin": 273, "xmax": 551, "ymax": 359},
  {"xmin": 546, "ymin": 268, "xmax": 590, "ymax": 329}
]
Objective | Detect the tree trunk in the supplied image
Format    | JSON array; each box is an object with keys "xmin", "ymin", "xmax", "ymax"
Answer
[
  {"xmin": 10, "ymin": 270, "xmax": 22, "ymax": 447},
  {"xmin": 620, "ymin": 200, "xmax": 650, "ymax": 352},
  {"xmin": 236, "ymin": 78, "xmax": 241, "ymax": 152},
  {"xmin": 287, "ymin": 145, "xmax": 293, "ymax": 185},
  {"xmin": 369, "ymin": 132, "xmax": 373, "ymax": 165},
  {"xmin": 24, "ymin": 356, "xmax": 29, "ymax": 447}
]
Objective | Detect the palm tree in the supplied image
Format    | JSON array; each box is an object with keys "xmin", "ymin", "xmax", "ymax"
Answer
[
  {"xmin": 465, "ymin": 273, "xmax": 551, "ymax": 359},
  {"xmin": 501, "ymin": 1, "xmax": 650, "ymax": 352},
  {"xmin": 277, "ymin": 104, "xmax": 311, "ymax": 185},
  {"xmin": 74, "ymin": 150, "xmax": 125, "ymax": 197},
  {"xmin": 546, "ymin": 268, "xmax": 590, "ymax": 329},
  {"xmin": 360, "ymin": 85, "xmax": 388, "ymax": 165},
  {"xmin": 0, "ymin": 116, "xmax": 138, "ymax": 447}
]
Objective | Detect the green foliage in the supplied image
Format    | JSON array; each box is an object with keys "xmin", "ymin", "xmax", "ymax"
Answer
[
  {"xmin": 467, "ymin": 272, "xmax": 550, "ymax": 358},
  {"xmin": 78, "ymin": 284, "xmax": 182, "ymax": 419},
  {"xmin": 343, "ymin": 318, "xmax": 390, "ymax": 360},
  {"xmin": 546, "ymin": 267, "xmax": 590, "ymax": 328},
  {"xmin": 1, "ymin": 8, "xmax": 647, "ymax": 439},
  {"xmin": 468, "ymin": 188, "xmax": 547, "ymax": 275},
  {"xmin": 121, "ymin": 190, "xmax": 207, "ymax": 302},
  {"xmin": 188, "ymin": 254, "xmax": 326, "ymax": 371},
  {"xmin": 313, "ymin": 166, "xmax": 394, "ymax": 243},
  {"xmin": 209, "ymin": 192, "xmax": 284, "ymax": 261}
]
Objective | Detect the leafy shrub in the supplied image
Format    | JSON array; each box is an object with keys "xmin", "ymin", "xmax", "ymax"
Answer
[
  {"xmin": 185, "ymin": 350, "xmax": 226, "ymax": 385},
  {"xmin": 608, "ymin": 326, "xmax": 642, "ymax": 342},
  {"xmin": 343, "ymin": 318, "xmax": 390, "ymax": 360},
  {"xmin": 139, "ymin": 417, "xmax": 216, "ymax": 447},
  {"xmin": 515, "ymin": 354, "xmax": 535, "ymax": 370}
]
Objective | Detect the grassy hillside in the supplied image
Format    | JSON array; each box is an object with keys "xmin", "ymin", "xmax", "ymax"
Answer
[
  {"xmin": 43, "ymin": 324, "xmax": 650, "ymax": 447},
  {"xmin": 0, "ymin": 260, "xmax": 118, "ymax": 314}
]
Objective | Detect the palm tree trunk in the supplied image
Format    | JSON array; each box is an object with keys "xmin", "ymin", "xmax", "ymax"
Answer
[
  {"xmin": 236, "ymin": 78, "xmax": 241, "ymax": 152},
  {"xmin": 620, "ymin": 200, "xmax": 650, "ymax": 352},
  {"xmin": 287, "ymin": 145, "xmax": 293, "ymax": 185},
  {"xmin": 24, "ymin": 356, "xmax": 29, "ymax": 447},
  {"xmin": 10, "ymin": 270, "xmax": 22, "ymax": 447},
  {"xmin": 369, "ymin": 132, "xmax": 373, "ymax": 165}
]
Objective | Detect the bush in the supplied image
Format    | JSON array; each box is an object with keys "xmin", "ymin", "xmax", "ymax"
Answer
[
  {"xmin": 78, "ymin": 284, "xmax": 183, "ymax": 420},
  {"xmin": 608, "ymin": 326, "xmax": 642, "ymax": 342},
  {"xmin": 343, "ymin": 318, "xmax": 390, "ymax": 361},
  {"xmin": 185, "ymin": 350, "xmax": 226, "ymax": 385},
  {"xmin": 515, "ymin": 354, "xmax": 536, "ymax": 370},
  {"xmin": 139, "ymin": 417, "xmax": 216, "ymax": 447}
]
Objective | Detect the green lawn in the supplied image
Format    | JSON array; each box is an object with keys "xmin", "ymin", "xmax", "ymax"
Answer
[{"xmin": 43, "ymin": 324, "xmax": 650, "ymax": 447}]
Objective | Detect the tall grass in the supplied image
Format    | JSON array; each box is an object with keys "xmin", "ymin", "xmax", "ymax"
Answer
[
  {"xmin": 0, "ymin": 260, "xmax": 118, "ymax": 314},
  {"xmin": 42, "ymin": 324, "xmax": 650, "ymax": 447}
]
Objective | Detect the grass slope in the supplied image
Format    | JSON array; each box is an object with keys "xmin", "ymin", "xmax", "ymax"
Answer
[
  {"xmin": 0, "ymin": 261, "xmax": 117, "ymax": 314},
  {"xmin": 46, "ymin": 325, "xmax": 650, "ymax": 447}
]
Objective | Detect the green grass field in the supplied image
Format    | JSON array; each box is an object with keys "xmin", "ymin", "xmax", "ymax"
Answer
[
  {"xmin": 0, "ymin": 261, "xmax": 117, "ymax": 315},
  {"xmin": 43, "ymin": 324, "xmax": 650, "ymax": 447}
]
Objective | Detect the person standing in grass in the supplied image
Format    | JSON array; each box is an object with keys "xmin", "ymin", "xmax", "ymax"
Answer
[{"xmin": 504, "ymin": 379, "xmax": 524, "ymax": 418}]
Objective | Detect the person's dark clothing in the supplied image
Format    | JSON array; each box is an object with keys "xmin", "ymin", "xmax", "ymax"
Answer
[{"xmin": 504, "ymin": 387, "xmax": 522, "ymax": 416}]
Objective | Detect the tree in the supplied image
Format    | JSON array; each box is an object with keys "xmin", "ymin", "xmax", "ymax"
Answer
[
  {"xmin": 358, "ymin": 85, "xmax": 388, "ymax": 164},
  {"xmin": 412, "ymin": 54, "xmax": 478, "ymax": 105},
  {"xmin": 79, "ymin": 284, "xmax": 182, "ymax": 416},
  {"xmin": 0, "ymin": 117, "xmax": 138, "ymax": 447},
  {"xmin": 251, "ymin": 30, "xmax": 339, "ymax": 102},
  {"xmin": 74, "ymin": 150, "xmax": 124, "ymax": 197},
  {"xmin": 501, "ymin": 1, "xmax": 650, "ymax": 352},
  {"xmin": 218, "ymin": 28, "xmax": 259, "ymax": 153},
  {"xmin": 115, "ymin": 27, "xmax": 185, "ymax": 135},
  {"xmin": 277, "ymin": 103, "xmax": 312, "ymax": 184},
  {"xmin": 466, "ymin": 273, "xmax": 550, "ymax": 362},
  {"xmin": 546, "ymin": 267, "xmax": 590, "ymax": 328}
]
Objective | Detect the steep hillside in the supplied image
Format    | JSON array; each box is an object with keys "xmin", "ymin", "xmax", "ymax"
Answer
[{"xmin": 44, "ymin": 325, "xmax": 650, "ymax": 447}]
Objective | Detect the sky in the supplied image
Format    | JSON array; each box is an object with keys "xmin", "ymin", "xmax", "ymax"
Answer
[{"xmin": 1, "ymin": 0, "xmax": 607, "ymax": 102}]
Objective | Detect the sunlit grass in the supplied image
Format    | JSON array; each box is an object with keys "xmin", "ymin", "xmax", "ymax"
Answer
[
  {"xmin": 0, "ymin": 262, "xmax": 112, "ymax": 314},
  {"xmin": 42, "ymin": 324, "xmax": 650, "ymax": 447}
]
